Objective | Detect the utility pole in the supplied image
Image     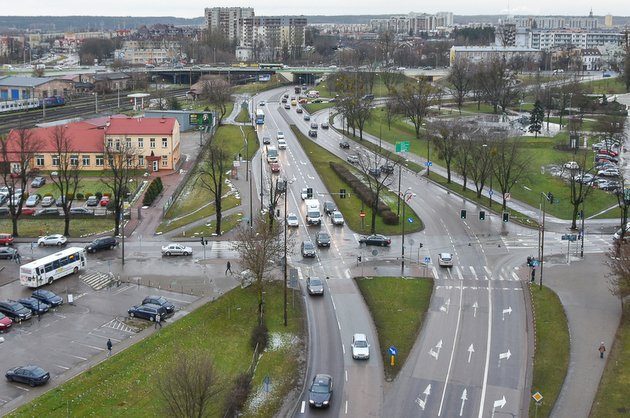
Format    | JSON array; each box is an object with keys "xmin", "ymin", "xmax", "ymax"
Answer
[
  {"xmin": 401, "ymin": 189, "xmax": 414, "ymax": 274},
  {"xmin": 283, "ymin": 180, "xmax": 288, "ymax": 326},
  {"xmin": 580, "ymin": 206, "xmax": 585, "ymax": 258}
]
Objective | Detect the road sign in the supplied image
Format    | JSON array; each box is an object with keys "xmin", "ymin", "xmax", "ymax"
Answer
[
  {"xmin": 263, "ymin": 375, "xmax": 271, "ymax": 392},
  {"xmin": 372, "ymin": 249, "xmax": 378, "ymax": 256},
  {"xmin": 395, "ymin": 141, "xmax": 410, "ymax": 153},
  {"xmin": 489, "ymin": 189, "xmax": 494, "ymax": 196},
  {"xmin": 407, "ymin": 217, "xmax": 414, "ymax": 223},
  {"xmin": 531, "ymin": 260, "xmax": 539, "ymax": 267},
  {"xmin": 359, "ymin": 211, "xmax": 366, "ymax": 218},
  {"xmin": 561, "ymin": 234, "xmax": 578, "ymax": 242},
  {"xmin": 504, "ymin": 192, "xmax": 511, "ymax": 201},
  {"xmin": 388, "ymin": 346, "xmax": 398, "ymax": 356},
  {"xmin": 189, "ymin": 112, "xmax": 212, "ymax": 126},
  {"xmin": 532, "ymin": 392, "xmax": 543, "ymax": 403},
  {"xmin": 424, "ymin": 161, "xmax": 433, "ymax": 167},
  {"xmin": 424, "ymin": 256, "xmax": 431, "ymax": 264},
  {"xmin": 289, "ymin": 268, "xmax": 298, "ymax": 289}
]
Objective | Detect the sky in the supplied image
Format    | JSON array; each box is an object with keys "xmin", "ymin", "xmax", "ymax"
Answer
[{"xmin": 1, "ymin": 0, "xmax": 628, "ymax": 17}]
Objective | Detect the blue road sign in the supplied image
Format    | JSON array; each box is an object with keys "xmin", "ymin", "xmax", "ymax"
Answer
[
  {"xmin": 489, "ymin": 189, "xmax": 494, "ymax": 196},
  {"xmin": 407, "ymin": 217, "xmax": 414, "ymax": 223},
  {"xmin": 532, "ymin": 260, "xmax": 540, "ymax": 267},
  {"xmin": 424, "ymin": 256, "xmax": 431, "ymax": 264},
  {"xmin": 389, "ymin": 346, "xmax": 398, "ymax": 356},
  {"xmin": 424, "ymin": 161, "xmax": 433, "ymax": 167}
]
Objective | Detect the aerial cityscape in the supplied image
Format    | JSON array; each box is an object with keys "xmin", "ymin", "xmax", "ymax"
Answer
[{"xmin": 0, "ymin": 3, "xmax": 628, "ymax": 418}]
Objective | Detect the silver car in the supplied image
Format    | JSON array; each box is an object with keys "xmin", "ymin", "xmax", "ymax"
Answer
[
  {"xmin": 331, "ymin": 211, "xmax": 345, "ymax": 226},
  {"xmin": 306, "ymin": 276, "xmax": 324, "ymax": 295},
  {"xmin": 161, "ymin": 243, "xmax": 193, "ymax": 256},
  {"xmin": 37, "ymin": 234, "xmax": 67, "ymax": 247}
]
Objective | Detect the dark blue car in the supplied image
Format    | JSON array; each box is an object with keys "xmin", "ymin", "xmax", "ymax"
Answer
[
  {"xmin": 17, "ymin": 298, "xmax": 50, "ymax": 315},
  {"xmin": 31, "ymin": 290, "xmax": 63, "ymax": 307},
  {"xmin": 6, "ymin": 365, "xmax": 50, "ymax": 387}
]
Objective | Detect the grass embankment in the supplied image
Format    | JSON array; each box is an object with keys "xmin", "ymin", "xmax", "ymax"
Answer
[
  {"xmin": 158, "ymin": 125, "xmax": 258, "ymax": 233},
  {"xmin": 588, "ymin": 77, "xmax": 628, "ymax": 95},
  {"xmin": 235, "ymin": 106, "xmax": 251, "ymax": 123},
  {"xmin": 363, "ymin": 109, "xmax": 617, "ymax": 220},
  {"xmin": 355, "ymin": 276, "xmax": 433, "ymax": 380},
  {"xmin": 9, "ymin": 282, "xmax": 304, "ymax": 418},
  {"xmin": 316, "ymin": 72, "xmax": 409, "ymax": 98},
  {"xmin": 0, "ymin": 218, "xmax": 115, "ymax": 238},
  {"xmin": 290, "ymin": 125, "xmax": 423, "ymax": 235},
  {"xmin": 590, "ymin": 306, "xmax": 629, "ymax": 417},
  {"xmin": 174, "ymin": 212, "xmax": 244, "ymax": 238},
  {"xmin": 232, "ymin": 75, "xmax": 290, "ymax": 94},
  {"xmin": 303, "ymin": 102, "xmax": 334, "ymax": 114},
  {"xmin": 529, "ymin": 285, "xmax": 570, "ymax": 418}
]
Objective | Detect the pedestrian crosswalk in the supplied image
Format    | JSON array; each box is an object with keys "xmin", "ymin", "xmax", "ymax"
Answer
[
  {"xmin": 431, "ymin": 265, "xmax": 523, "ymax": 282},
  {"xmin": 81, "ymin": 271, "xmax": 114, "ymax": 290}
]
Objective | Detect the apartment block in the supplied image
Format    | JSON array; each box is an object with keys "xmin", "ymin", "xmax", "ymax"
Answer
[
  {"xmin": 237, "ymin": 16, "xmax": 307, "ymax": 61},
  {"xmin": 204, "ymin": 6, "xmax": 254, "ymax": 41}
]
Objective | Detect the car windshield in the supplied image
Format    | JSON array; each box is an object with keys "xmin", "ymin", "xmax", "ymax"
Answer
[
  {"xmin": 310, "ymin": 278, "xmax": 322, "ymax": 286},
  {"xmin": 311, "ymin": 382, "xmax": 330, "ymax": 393},
  {"xmin": 304, "ymin": 242, "xmax": 314, "ymax": 250},
  {"xmin": 318, "ymin": 233, "xmax": 330, "ymax": 240},
  {"xmin": 354, "ymin": 340, "xmax": 368, "ymax": 348}
]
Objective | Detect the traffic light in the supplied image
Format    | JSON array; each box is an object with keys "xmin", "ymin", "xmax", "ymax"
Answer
[
  {"xmin": 357, "ymin": 256, "xmax": 362, "ymax": 262},
  {"xmin": 460, "ymin": 209, "xmax": 467, "ymax": 219},
  {"xmin": 200, "ymin": 236, "xmax": 204, "ymax": 245},
  {"xmin": 419, "ymin": 243, "xmax": 423, "ymax": 248},
  {"xmin": 502, "ymin": 212, "xmax": 509, "ymax": 223},
  {"xmin": 479, "ymin": 211, "xmax": 486, "ymax": 221},
  {"xmin": 307, "ymin": 187, "xmax": 313, "ymax": 199},
  {"xmin": 200, "ymin": 237, "xmax": 207, "ymax": 246},
  {"xmin": 340, "ymin": 188, "xmax": 347, "ymax": 199}
]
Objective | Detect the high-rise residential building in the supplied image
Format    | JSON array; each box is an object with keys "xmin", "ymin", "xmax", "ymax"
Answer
[
  {"xmin": 507, "ymin": 12, "xmax": 598, "ymax": 30},
  {"xmin": 604, "ymin": 14, "xmax": 613, "ymax": 28},
  {"xmin": 237, "ymin": 16, "xmax": 307, "ymax": 61},
  {"xmin": 204, "ymin": 7, "xmax": 254, "ymax": 41},
  {"xmin": 370, "ymin": 11, "xmax": 454, "ymax": 34}
]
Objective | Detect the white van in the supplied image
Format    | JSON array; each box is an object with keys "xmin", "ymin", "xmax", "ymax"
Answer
[
  {"xmin": 277, "ymin": 138, "xmax": 287, "ymax": 150},
  {"xmin": 304, "ymin": 199, "xmax": 321, "ymax": 225},
  {"xmin": 266, "ymin": 146, "xmax": 278, "ymax": 163}
]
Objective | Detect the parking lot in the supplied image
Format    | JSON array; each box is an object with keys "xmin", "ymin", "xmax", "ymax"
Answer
[{"xmin": 0, "ymin": 271, "xmax": 198, "ymax": 409}]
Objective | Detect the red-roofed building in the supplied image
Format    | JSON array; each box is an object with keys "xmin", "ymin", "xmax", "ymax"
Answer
[{"xmin": 2, "ymin": 116, "xmax": 180, "ymax": 173}]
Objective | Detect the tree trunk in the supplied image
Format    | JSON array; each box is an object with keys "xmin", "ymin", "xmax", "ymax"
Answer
[
  {"xmin": 113, "ymin": 208, "xmax": 121, "ymax": 236},
  {"xmin": 11, "ymin": 217, "xmax": 18, "ymax": 237},
  {"xmin": 215, "ymin": 196, "xmax": 222, "ymax": 236},
  {"xmin": 571, "ymin": 204, "xmax": 579, "ymax": 230},
  {"xmin": 64, "ymin": 215, "xmax": 70, "ymax": 236}
]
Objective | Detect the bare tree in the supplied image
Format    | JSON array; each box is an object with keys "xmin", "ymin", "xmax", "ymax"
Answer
[
  {"xmin": 427, "ymin": 120, "xmax": 466, "ymax": 183},
  {"xmin": 0, "ymin": 127, "xmax": 41, "ymax": 237},
  {"xmin": 476, "ymin": 58, "xmax": 520, "ymax": 114},
  {"xmin": 196, "ymin": 144, "xmax": 228, "ymax": 236},
  {"xmin": 379, "ymin": 68, "xmax": 401, "ymax": 95},
  {"xmin": 594, "ymin": 115, "xmax": 626, "ymax": 144},
  {"xmin": 393, "ymin": 77, "xmax": 439, "ymax": 138},
  {"xmin": 158, "ymin": 350, "xmax": 221, "ymax": 418},
  {"xmin": 453, "ymin": 133, "xmax": 475, "ymax": 192},
  {"xmin": 101, "ymin": 142, "xmax": 140, "ymax": 236},
  {"xmin": 232, "ymin": 217, "xmax": 285, "ymax": 320},
  {"xmin": 608, "ymin": 240, "xmax": 630, "ymax": 303},
  {"xmin": 201, "ymin": 76, "xmax": 232, "ymax": 126},
  {"xmin": 265, "ymin": 175, "xmax": 286, "ymax": 231},
  {"xmin": 447, "ymin": 59, "xmax": 472, "ymax": 113},
  {"xmin": 383, "ymin": 98, "xmax": 400, "ymax": 130},
  {"xmin": 565, "ymin": 152, "xmax": 596, "ymax": 230},
  {"xmin": 355, "ymin": 149, "xmax": 397, "ymax": 233},
  {"xmin": 48, "ymin": 126, "xmax": 82, "ymax": 236},
  {"xmin": 491, "ymin": 131, "xmax": 531, "ymax": 210},
  {"xmin": 468, "ymin": 138, "xmax": 495, "ymax": 198}
]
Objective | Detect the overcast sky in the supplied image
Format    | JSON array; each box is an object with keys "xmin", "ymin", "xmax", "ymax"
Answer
[{"xmin": 1, "ymin": 0, "xmax": 628, "ymax": 17}]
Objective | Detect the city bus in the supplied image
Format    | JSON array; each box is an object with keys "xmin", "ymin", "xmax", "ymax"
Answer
[
  {"xmin": 255, "ymin": 109, "xmax": 265, "ymax": 125},
  {"xmin": 259, "ymin": 63, "xmax": 284, "ymax": 70},
  {"xmin": 20, "ymin": 247, "xmax": 87, "ymax": 288}
]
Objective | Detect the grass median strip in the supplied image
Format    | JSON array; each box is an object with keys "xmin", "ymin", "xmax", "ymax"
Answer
[
  {"xmin": 529, "ymin": 285, "xmax": 570, "ymax": 418},
  {"xmin": 9, "ymin": 282, "xmax": 305, "ymax": 418},
  {"xmin": 0, "ymin": 218, "xmax": 115, "ymax": 238},
  {"xmin": 355, "ymin": 276, "xmax": 433, "ymax": 380}
]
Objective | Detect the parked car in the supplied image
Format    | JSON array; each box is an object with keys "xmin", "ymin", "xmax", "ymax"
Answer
[
  {"xmin": 9, "ymin": 194, "xmax": 23, "ymax": 206},
  {"xmin": 55, "ymin": 196, "xmax": 68, "ymax": 207},
  {"xmin": 34, "ymin": 208, "xmax": 60, "ymax": 217},
  {"xmin": 331, "ymin": 211, "xmax": 345, "ymax": 226},
  {"xmin": 598, "ymin": 149, "xmax": 619, "ymax": 157},
  {"xmin": 262, "ymin": 136, "xmax": 271, "ymax": 145},
  {"xmin": 323, "ymin": 201, "xmax": 336, "ymax": 215},
  {"xmin": 21, "ymin": 208, "xmax": 35, "ymax": 216},
  {"xmin": 0, "ymin": 247, "xmax": 18, "ymax": 260},
  {"xmin": 86, "ymin": 196, "xmax": 99, "ymax": 206},
  {"xmin": 351, "ymin": 333, "xmax": 370, "ymax": 360},
  {"xmin": 309, "ymin": 374, "xmax": 333, "ymax": 408},
  {"xmin": 362, "ymin": 94, "xmax": 374, "ymax": 101},
  {"xmin": 31, "ymin": 289, "xmax": 63, "ymax": 307},
  {"xmin": 306, "ymin": 276, "xmax": 324, "ymax": 295},
  {"xmin": 321, "ymin": 122, "xmax": 329, "ymax": 129},
  {"xmin": 0, "ymin": 300, "xmax": 32, "ymax": 321},
  {"xmin": 0, "ymin": 208, "xmax": 9, "ymax": 217},
  {"xmin": 37, "ymin": 234, "xmax": 67, "ymax": 246},
  {"xmin": 286, "ymin": 213, "xmax": 299, "ymax": 227},
  {"xmin": 40, "ymin": 196, "xmax": 55, "ymax": 207},
  {"xmin": 141, "ymin": 295, "xmax": 175, "ymax": 315},
  {"xmin": 595, "ymin": 154, "xmax": 619, "ymax": 164},
  {"xmin": 17, "ymin": 298, "xmax": 50, "ymax": 315},
  {"xmin": 128, "ymin": 303, "xmax": 167, "ymax": 321},
  {"xmin": 359, "ymin": 234, "xmax": 391, "ymax": 247},
  {"xmin": 161, "ymin": 243, "xmax": 193, "ymax": 256},
  {"xmin": 339, "ymin": 141, "xmax": 350, "ymax": 149},
  {"xmin": 598, "ymin": 168, "xmax": 620, "ymax": 177},
  {"xmin": 438, "ymin": 252, "xmax": 454, "ymax": 267},
  {"xmin": 301, "ymin": 241, "xmax": 316, "ymax": 258},
  {"xmin": 0, "ymin": 233, "xmax": 14, "ymax": 245},
  {"xmin": 316, "ymin": 232, "xmax": 331, "ymax": 247},
  {"xmin": 70, "ymin": 207, "xmax": 93, "ymax": 215},
  {"xmin": 0, "ymin": 312, "xmax": 12, "ymax": 332},
  {"xmin": 347, "ymin": 155, "xmax": 359, "ymax": 164},
  {"xmin": 5, "ymin": 365, "xmax": 50, "ymax": 387},
  {"xmin": 99, "ymin": 196, "xmax": 110, "ymax": 207},
  {"xmin": 30, "ymin": 177, "xmax": 46, "ymax": 188},
  {"xmin": 563, "ymin": 161, "xmax": 579, "ymax": 170},
  {"xmin": 24, "ymin": 194, "xmax": 41, "ymax": 207},
  {"xmin": 85, "ymin": 236, "xmax": 118, "ymax": 253}
]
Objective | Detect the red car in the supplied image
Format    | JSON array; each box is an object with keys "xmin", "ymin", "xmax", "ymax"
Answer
[
  {"xmin": 598, "ymin": 149, "xmax": 619, "ymax": 157},
  {"xmin": 0, "ymin": 312, "xmax": 12, "ymax": 332},
  {"xmin": 0, "ymin": 234, "xmax": 14, "ymax": 245},
  {"xmin": 21, "ymin": 208, "xmax": 36, "ymax": 216},
  {"xmin": 270, "ymin": 162, "xmax": 281, "ymax": 173},
  {"xmin": 100, "ymin": 196, "xmax": 110, "ymax": 207}
]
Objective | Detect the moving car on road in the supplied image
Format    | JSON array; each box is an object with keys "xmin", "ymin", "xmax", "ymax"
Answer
[
  {"xmin": 85, "ymin": 237, "xmax": 118, "ymax": 253},
  {"xmin": 438, "ymin": 252, "xmax": 454, "ymax": 267},
  {"xmin": 5, "ymin": 365, "xmax": 50, "ymax": 387},
  {"xmin": 315, "ymin": 232, "xmax": 331, "ymax": 247},
  {"xmin": 351, "ymin": 333, "xmax": 370, "ymax": 360},
  {"xmin": 37, "ymin": 234, "xmax": 67, "ymax": 246},
  {"xmin": 309, "ymin": 374, "xmax": 333, "ymax": 408},
  {"xmin": 331, "ymin": 211, "xmax": 345, "ymax": 226},
  {"xmin": 306, "ymin": 276, "xmax": 324, "ymax": 295},
  {"xmin": 161, "ymin": 243, "xmax": 193, "ymax": 256},
  {"xmin": 347, "ymin": 155, "xmax": 359, "ymax": 164},
  {"xmin": 270, "ymin": 162, "xmax": 281, "ymax": 173},
  {"xmin": 301, "ymin": 241, "xmax": 316, "ymax": 258},
  {"xmin": 286, "ymin": 213, "xmax": 299, "ymax": 227},
  {"xmin": 359, "ymin": 234, "xmax": 391, "ymax": 247},
  {"xmin": 339, "ymin": 141, "xmax": 350, "ymax": 149}
]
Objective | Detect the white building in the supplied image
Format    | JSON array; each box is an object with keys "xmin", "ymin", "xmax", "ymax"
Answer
[
  {"xmin": 580, "ymin": 48, "xmax": 602, "ymax": 71},
  {"xmin": 237, "ymin": 16, "xmax": 307, "ymax": 61},
  {"xmin": 449, "ymin": 45, "xmax": 542, "ymax": 66},
  {"xmin": 370, "ymin": 11, "xmax": 454, "ymax": 34},
  {"xmin": 508, "ymin": 13, "xmax": 598, "ymax": 30},
  {"xmin": 113, "ymin": 40, "xmax": 183, "ymax": 65},
  {"xmin": 204, "ymin": 7, "xmax": 254, "ymax": 42},
  {"xmin": 529, "ymin": 30, "xmax": 623, "ymax": 50}
]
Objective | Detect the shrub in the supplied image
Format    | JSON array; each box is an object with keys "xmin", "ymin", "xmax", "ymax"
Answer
[
  {"xmin": 382, "ymin": 209, "xmax": 400, "ymax": 225},
  {"xmin": 76, "ymin": 193, "xmax": 84, "ymax": 200},
  {"xmin": 224, "ymin": 372, "xmax": 252, "ymax": 416},
  {"xmin": 250, "ymin": 323, "xmax": 269, "ymax": 351},
  {"xmin": 95, "ymin": 192, "xmax": 103, "ymax": 200},
  {"xmin": 142, "ymin": 176, "xmax": 164, "ymax": 206}
]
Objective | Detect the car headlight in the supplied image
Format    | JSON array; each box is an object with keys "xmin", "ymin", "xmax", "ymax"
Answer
[
  {"xmin": 309, "ymin": 400, "xmax": 315, "ymax": 404},
  {"xmin": 323, "ymin": 401, "xmax": 329, "ymax": 405}
]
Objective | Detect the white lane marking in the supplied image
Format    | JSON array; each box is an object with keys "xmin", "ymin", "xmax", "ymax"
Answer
[
  {"xmin": 71, "ymin": 341, "xmax": 105, "ymax": 351},
  {"xmin": 478, "ymin": 281, "xmax": 494, "ymax": 418},
  {"xmin": 300, "ymin": 401, "xmax": 305, "ymax": 413},
  {"xmin": 337, "ymin": 320, "xmax": 341, "ymax": 331},
  {"xmin": 469, "ymin": 266, "xmax": 476, "ymax": 277},
  {"xmin": 88, "ymin": 332, "xmax": 121, "ymax": 342},
  {"xmin": 342, "ymin": 344, "xmax": 346, "ymax": 355},
  {"xmin": 484, "ymin": 266, "xmax": 492, "ymax": 276},
  {"xmin": 66, "ymin": 354, "xmax": 88, "ymax": 361},
  {"xmin": 456, "ymin": 266, "xmax": 463, "ymax": 281},
  {"xmin": 54, "ymin": 364, "xmax": 70, "ymax": 370},
  {"xmin": 13, "ymin": 386, "xmax": 29, "ymax": 392},
  {"xmin": 345, "ymin": 369, "xmax": 348, "ymax": 382},
  {"xmin": 512, "ymin": 272, "xmax": 520, "ymax": 281},
  {"xmin": 345, "ymin": 400, "xmax": 348, "ymax": 414}
]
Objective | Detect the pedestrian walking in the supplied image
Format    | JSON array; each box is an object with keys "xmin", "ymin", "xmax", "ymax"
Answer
[
  {"xmin": 107, "ymin": 339, "xmax": 112, "ymax": 357},
  {"xmin": 155, "ymin": 313, "xmax": 162, "ymax": 329},
  {"xmin": 14, "ymin": 252, "xmax": 21, "ymax": 264},
  {"xmin": 226, "ymin": 261, "xmax": 232, "ymax": 275},
  {"xmin": 599, "ymin": 342, "xmax": 606, "ymax": 359}
]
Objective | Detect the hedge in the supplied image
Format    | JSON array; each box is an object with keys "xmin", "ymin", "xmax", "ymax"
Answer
[{"xmin": 142, "ymin": 176, "xmax": 163, "ymax": 206}]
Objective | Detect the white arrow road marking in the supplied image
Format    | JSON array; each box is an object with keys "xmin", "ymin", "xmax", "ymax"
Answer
[
  {"xmin": 460, "ymin": 389, "xmax": 468, "ymax": 416},
  {"xmin": 499, "ymin": 349, "xmax": 512, "ymax": 360},
  {"xmin": 502, "ymin": 306, "xmax": 512, "ymax": 320},
  {"xmin": 415, "ymin": 384, "xmax": 432, "ymax": 410},
  {"xmin": 467, "ymin": 344, "xmax": 475, "ymax": 363},
  {"xmin": 300, "ymin": 160, "xmax": 307, "ymax": 165},
  {"xmin": 307, "ymin": 174, "xmax": 314, "ymax": 180},
  {"xmin": 472, "ymin": 301, "xmax": 478, "ymax": 318},
  {"xmin": 493, "ymin": 396, "xmax": 507, "ymax": 409},
  {"xmin": 440, "ymin": 298, "xmax": 451, "ymax": 313},
  {"xmin": 429, "ymin": 339, "xmax": 443, "ymax": 360}
]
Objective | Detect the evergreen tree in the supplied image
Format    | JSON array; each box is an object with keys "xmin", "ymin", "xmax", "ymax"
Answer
[
  {"xmin": 624, "ymin": 52, "xmax": 630, "ymax": 92},
  {"xmin": 529, "ymin": 99, "xmax": 545, "ymax": 138}
]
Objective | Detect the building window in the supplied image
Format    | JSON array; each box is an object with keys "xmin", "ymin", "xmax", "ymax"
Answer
[
  {"xmin": 162, "ymin": 138, "xmax": 168, "ymax": 148},
  {"xmin": 150, "ymin": 138, "xmax": 156, "ymax": 148},
  {"xmin": 138, "ymin": 155, "xmax": 145, "ymax": 166},
  {"xmin": 96, "ymin": 155, "xmax": 104, "ymax": 166},
  {"xmin": 138, "ymin": 138, "xmax": 144, "ymax": 148},
  {"xmin": 70, "ymin": 155, "xmax": 79, "ymax": 166},
  {"xmin": 162, "ymin": 155, "xmax": 168, "ymax": 167},
  {"xmin": 36, "ymin": 155, "xmax": 44, "ymax": 166},
  {"xmin": 115, "ymin": 140, "xmax": 120, "ymax": 150},
  {"xmin": 126, "ymin": 138, "xmax": 132, "ymax": 148},
  {"xmin": 106, "ymin": 139, "xmax": 113, "ymax": 148},
  {"xmin": 52, "ymin": 155, "xmax": 60, "ymax": 166},
  {"xmin": 82, "ymin": 155, "xmax": 90, "ymax": 166},
  {"xmin": 108, "ymin": 156, "xmax": 114, "ymax": 167}
]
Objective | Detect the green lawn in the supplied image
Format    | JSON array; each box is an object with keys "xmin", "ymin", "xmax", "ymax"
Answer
[
  {"xmin": 355, "ymin": 276, "xmax": 433, "ymax": 380},
  {"xmin": 529, "ymin": 285, "xmax": 570, "ymax": 418},
  {"xmin": 303, "ymin": 102, "xmax": 334, "ymax": 114},
  {"xmin": 0, "ymin": 218, "xmax": 115, "ymax": 238},
  {"xmin": 232, "ymin": 75, "xmax": 290, "ymax": 94},
  {"xmin": 590, "ymin": 306, "xmax": 629, "ymax": 417},
  {"xmin": 291, "ymin": 125, "xmax": 423, "ymax": 235},
  {"xmin": 235, "ymin": 106, "xmax": 251, "ymax": 123},
  {"xmin": 174, "ymin": 211, "xmax": 244, "ymax": 238},
  {"xmin": 9, "ymin": 282, "xmax": 304, "ymax": 418},
  {"xmin": 588, "ymin": 77, "xmax": 628, "ymax": 95}
]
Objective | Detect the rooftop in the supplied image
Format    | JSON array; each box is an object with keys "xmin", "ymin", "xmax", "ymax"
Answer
[
  {"xmin": 0, "ymin": 76, "xmax": 56, "ymax": 88},
  {"xmin": 105, "ymin": 117, "xmax": 177, "ymax": 136}
]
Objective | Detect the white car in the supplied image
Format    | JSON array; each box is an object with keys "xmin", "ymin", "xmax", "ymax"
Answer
[
  {"xmin": 161, "ymin": 243, "xmax": 193, "ymax": 256},
  {"xmin": 301, "ymin": 188, "xmax": 309, "ymax": 200},
  {"xmin": 351, "ymin": 333, "xmax": 370, "ymax": 360},
  {"xmin": 438, "ymin": 252, "xmax": 453, "ymax": 267},
  {"xmin": 277, "ymin": 131, "xmax": 285, "ymax": 140},
  {"xmin": 278, "ymin": 138, "xmax": 287, "ymax": 149},
  {"xmin": 259, "ymin": 101, "xmax": 266, "ymax": 106},
  {"xmin": 563, "ymin": 161, "xmax": 579, "ymax": 170},
  {"xmin": 347, "ymin": 155, "xmax": 359, "ymax": 164},
  {"xmin": 331, "ymin": 211, "xmax": 345, "ymax": 226},
  {"xmin": 286, "ymin": 213, "xmax": 299, "ymax": 227},
  {"xmin": 38, "ymin": 234, "xmax": 67, "ymax": 247}
]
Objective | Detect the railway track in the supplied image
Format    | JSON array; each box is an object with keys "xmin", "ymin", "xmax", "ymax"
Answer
[{"xmin": 0, "ymin": 87, "xmax": 190, "ymax": 134}]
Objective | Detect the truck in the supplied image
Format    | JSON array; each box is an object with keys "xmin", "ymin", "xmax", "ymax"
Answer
[{"xmin": 304, "ymin": 199, "xmax": 321, "ymax": 225}]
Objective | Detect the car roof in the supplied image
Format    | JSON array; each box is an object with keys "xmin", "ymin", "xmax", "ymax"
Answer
[
  {"xmin": 353, "ymin": 333, "xmax": 367, "ymax": 340},
  {"xmin": 439, "ymin": 253, "xmax": 453, "ymax": 258}
]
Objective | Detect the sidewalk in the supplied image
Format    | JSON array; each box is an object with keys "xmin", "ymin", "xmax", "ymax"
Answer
[{"xmin": 542, "ymin": 253, "xmax": 621, "ymax": 418}]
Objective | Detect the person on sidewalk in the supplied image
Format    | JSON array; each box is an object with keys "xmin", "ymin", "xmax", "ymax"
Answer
[
  {"xmin": 14, "ymin": 252, "xmax": 21, "ymax": 264},
  {"xmin": 599, "ymin": 342, "xmax": 606, "ymax": 359},
  {"xmin": 107, "ymin": 339, "xmax": 112, "ymax": 357},
  {"xmin": 155, "ymin": 313, "xmax": 162, "ymax": 329},
  {"xmin": 226, "ymin": 261, "xmax": 233, "ymax": 275}
]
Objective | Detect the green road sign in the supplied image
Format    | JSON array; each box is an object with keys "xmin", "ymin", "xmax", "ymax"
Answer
[
  {"xmin": 395, "ymin": 141, "xmax": 410, "ymax": 153},
  {"xmin": 189, "ymin": 112, "xmax": 213, "ymax": 126}
]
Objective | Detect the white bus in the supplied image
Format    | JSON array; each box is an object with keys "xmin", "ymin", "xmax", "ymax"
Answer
[{"xmin": 20, "ymin": 247, "xmax": 87, "ymax": 288}]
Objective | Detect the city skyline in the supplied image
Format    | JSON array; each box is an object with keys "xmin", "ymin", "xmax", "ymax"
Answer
[{"xmin": 0, "ymin": 0, "xmax": 628, "ymax": 18}]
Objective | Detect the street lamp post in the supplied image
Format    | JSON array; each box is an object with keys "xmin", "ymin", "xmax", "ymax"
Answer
[
  {"xmin": 401, "ymin": 188, "xmax": 414, "ymax": 273},
  {"xmin": 537, "ymin": 192, "xmax": 552, "ymax": 289},
  {"xmin": 283, "ymin": 180, "xmax": 288, "ymax": 326}
]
